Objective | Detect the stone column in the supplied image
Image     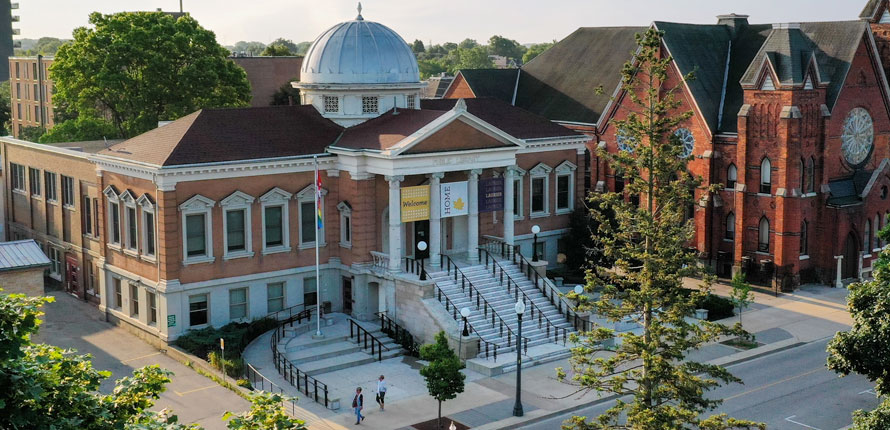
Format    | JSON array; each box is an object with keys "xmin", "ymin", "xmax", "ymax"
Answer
[
  {"xmin": 468, "ymin": 169, "xmax": 481, "ymax": 262},
  {"xmin": 430, "ymin": 172, "xmax": 444, "ymax": 268},
  {"xmin": 834, "ymin": 255, "xmax": 844, "ymax": 288},
  {"xmin": 504, "ymin": 168, "xmax": 515, "ymax": 246},
  {"xmin": 386, "ymin": 176, "xmax": 404, "ymax": 272}
]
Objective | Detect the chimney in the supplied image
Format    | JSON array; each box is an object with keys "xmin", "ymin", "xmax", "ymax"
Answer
[{"xmin": 717, "ymin": 13, "xmax": 750, "ymax": 36}]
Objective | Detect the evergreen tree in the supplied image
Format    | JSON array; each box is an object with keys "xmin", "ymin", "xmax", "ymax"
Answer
[{"xmin": 558, "ymin": 28, "xmax": 763, "ymax": 430}]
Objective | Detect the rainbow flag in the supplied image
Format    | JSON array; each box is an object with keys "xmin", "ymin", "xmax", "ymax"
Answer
[{"xmin": 315, "ymin": 167, "xmax": 324, "ymax": 229}]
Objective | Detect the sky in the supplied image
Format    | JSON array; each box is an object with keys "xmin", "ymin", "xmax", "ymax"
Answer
[{"xmin": 18, "ymin": 0, "xmax": 860, "ymax": 47}]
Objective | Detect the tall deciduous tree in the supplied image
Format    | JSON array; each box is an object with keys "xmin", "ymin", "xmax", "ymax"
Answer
[
  {"xmin": 522, "ymin": 42, "xmax": 553, "ymax": 64},
  {"xmin": 51, "ymin": 11, "xmax": 251, "ymax": 139},
  {"xmin": 559, "ymin": 28, "xmax": 763, "ymax": 430},
  {"xmin": 419, "ymin": 331, "xmax": 465, "ymax": 430},
  {"xmin": 488, "ymin": 35, "xmax": 525, "ymax": 60},
  {"xmin": 261, "ymin": 44, "xmax": 294, "ymax": 56},
  {"xmin": 828, "ymin": 226, "xmax": 890, "ymax": 429}
]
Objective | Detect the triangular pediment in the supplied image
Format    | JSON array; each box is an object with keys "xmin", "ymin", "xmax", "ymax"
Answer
[{"xmin": 400, "ymin": 118, "xmax": 518, "ymax": 156}]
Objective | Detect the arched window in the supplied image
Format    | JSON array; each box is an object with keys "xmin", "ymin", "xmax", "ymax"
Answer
[
  {"xmin": 800, "ymin": 220, "xmax": 808, "ymax": 255},
  {"xmin": 727, "ymin": 164, "xmax": 737, "ymax": 189},
  {"xmin": 806, "ymin": 157, "xmax": 815, "ymax": 193},
  {"xmin": 759, "ymin": 216, "xmax": 770, "ymax": 252},
  {"xmin": 725, "ymin": 212, "xmax": 735, "ymax": 240},
  {"xmin": 760, "ymin": 158, "xmax": 772, "ymax": 194},
  {"xmin": 875, "ymin": 214, "xmax": 881, "ymax": 251},
  {"xmin": 865, "ymin": 219, "xmax": 872, "ymax": 252},
  {"xmin": 799, "ymin": 158, "xmax": 805, "ymax": 192}
]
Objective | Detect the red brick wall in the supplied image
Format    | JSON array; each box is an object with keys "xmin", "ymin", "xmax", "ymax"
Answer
[
  {"xmin": 231, "ymin": 57, "xmax": 303, "ymax": 107},
  {"xmin": 442, "ymin": 74, "xmax": 475, "ymax": 99}
]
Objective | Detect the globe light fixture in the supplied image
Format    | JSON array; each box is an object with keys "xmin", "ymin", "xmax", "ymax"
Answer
[
  {"xmin": 417, "ymin": 240, "xmax": 428, "ymax": 280},
  {"xmin": 460, "ymin": 307, "xmax": 471, "ymax": 337},
  {"xmin": 531, "ymin": 225, "xmax": 541, "ymax": 262},
  {"xmin": 513, "ymin": 298, "xmax": 526, "ymax": 417}
]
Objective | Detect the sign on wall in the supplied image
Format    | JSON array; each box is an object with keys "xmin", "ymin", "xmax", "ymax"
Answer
[
  {"xmin": 441, "ymin": 181, "xmax": 469, "ymax": 218},
  {"xmin": 479, "ymin": 177, "xmax": 504, "ymax": 213},
  {"xmin": 167, "ymin": 315, "xmax": 176, "ymax": 327},
  {"xmin": 400, "ymin": 185, "xmax": 430, "ymax": 222}
]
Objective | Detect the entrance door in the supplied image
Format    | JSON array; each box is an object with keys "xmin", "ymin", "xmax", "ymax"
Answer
[
  {"xmin": 843, "ymin": 232, "xmax": 859, "ymax": 279},
  {"xmin": 342, "ymin": 277, "xmax": 353, "ymax": 315},
  {"xmin": 414, "ymin": 220, "xmax": 430, "ymax": 258},
  {"xmin": 65, "ymin": 255, "xmax": 79, "ymax": 297}
]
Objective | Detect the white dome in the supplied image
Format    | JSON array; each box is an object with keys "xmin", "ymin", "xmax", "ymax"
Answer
[{"xmin": 301, "ymin": 10, "xmax": 420, "ymax": 85}]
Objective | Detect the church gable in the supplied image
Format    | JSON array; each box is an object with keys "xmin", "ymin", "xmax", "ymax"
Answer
[
  {"xmin": 401, "ymin": 118, "xmax": 516, "ymax": 155},
  {"xmin": 442, "ymin": 73, "xmax": 475, "ymax": 99}
]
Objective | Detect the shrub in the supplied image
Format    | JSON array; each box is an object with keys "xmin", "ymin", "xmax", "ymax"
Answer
[
  {"xmin": 236, "ymin": 379, "xmax": 252, "ymax": 389},
  {"xmin": 679, "ymin": 289, "xmax": 736, "ymax": 321},
  {"xmin": 208, "ymin": 350, "xmax": 245, "ymax": 378}
]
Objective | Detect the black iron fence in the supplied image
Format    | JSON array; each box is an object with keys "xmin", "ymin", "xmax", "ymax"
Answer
[{"xmin": 269, "ymin": 307, "xmax": 331, "ymax": 408}]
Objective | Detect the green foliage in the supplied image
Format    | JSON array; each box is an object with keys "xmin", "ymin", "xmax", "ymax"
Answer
[
  {"xmin": 448, "ymin": 46, "xmax": 494, "ymax": 74},
  {"xmin": 560, "ymin": 29, "xmax": 762, "ymax": 430},
  {"xmin": 268, "ymin": 38, "xmax": 298, "ymax": 53},
  {"xmin": 15, "ymin": 37, "xmax": 68, "ymax": 56},
  {"xmin": 730, "ymin": 272, "xmax": 753, "ymax": 326},
  {"xmin": 293, "ymin": 42, "xmax": 311, "ymax": 56},
  {"xmin": 522, "ymin": 42, "xmax": 554, "ymax": 64},
  {"xmin": 458, "ymin": 38, "xmax": 479, "ymax": 50},
  {"xmin": 38, "ymin": 116, "xmax": 120, "ymax": 143},
  {"xmin": 51, "ymin": 11, "xmax": 251, "ymax": 138},
  {"xmin": 418, "ymin": 60, "xmax": 448, "ymax": 79},
  {"xmin": 208, "ymin": 350, "xmax": 245, "ymax": 378},
  {"xmin": 0, "ymin": 81, "xmax": 10, "ymax": 134},
  {"xmin": 173, "ymin": 318, "xmax": 277, "ymax": 362},
  {"xmin": 419, "ymin": 331, "xmax": 465, "ymax": 429},
  {"xmin": 270, "ymin": 80, "xmax": 300, "ymax": 106},
  {"xmin": 261, "ymin": 44, "xmax": 294, "ymax": 56},
  {"xmin": 231, "ymin": 41, "xmax": 266, "ymax": 56},
  {"xmin": 223, "ymin": 391, "xmax": 306, "ymax": 430},
  {"xmin": 411, "ymin": 39, "xmax": 426, "ymax": 53},
  {"xmin": 236, "ymin": 379, "xmax": 252, "ymax": 389},
  {"xmin": 488, "ymin": 35, "xmax": 526, "ymax": 61},
  {"xmin": 828, "ymin": 222, "xmax": 890, "ymax": 429},
  {"xmin": 18, "ymin": 125, "xmax": 46, "ymax": 142}
]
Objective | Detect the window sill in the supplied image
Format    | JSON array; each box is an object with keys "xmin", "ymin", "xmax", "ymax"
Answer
[
  {"xmin": 799, "ymin": 255, "xmax": 810, "ymax": 260},
  {"xmin": 12, "ymin": 189, "xmax": 27, "ymax": 196},
  {"xmin": 756, "ymin": 193, "xmax": 771, "ymax": 197},
  {"xmin": 873, "ymin": 248, "xmax": 883, "ymax": 254},
  {"xmin": 529, "ymin": 212, "xmax": 550, "ymax": 219},
  {"xmin": 724, "ymin": 188, "xmax": 736, "ymax": 192},
  {"xmin": 47, "ymin": 199, "xmax": 58, "ymax": 205},
  {"xmin": 801, "ymin": 192, "xmax": 818, "ymax": 198},
  {"xmin": 262, "ymin": 246, "xmax": 292, "ymax": 255},
  {"xmin": 63, "ymin": 204, "xmax": 75, "ymax": 211},
  {"xmin": 555, "ymin": 208, "xmax": 572, "ymax": 215},
  {"xmin": 224, "ymin": 251, "xmax": 255, "ymax": 261},
  {"xmin": 864, "ymin": 254, "xmax": 873, "ymax": 259},
  {"xmin": 140, "ymin": 255, "xmax": 157, "ymax": 263},
  {"xmin": 722, "ymin": 238, "xmax": 734, "ymax": 242},
  {"xmin": 107, "ymin": 244, "xmax": 122, "ymax": 253},
  {"xmin": 183, "ymin": 256, "xmax": 215, "ymax": 265},
  {"xmin": 298, "ymin": 242, "xmax": 326, "ymax": 250},
  {"xmin": 31, "ymin": 195, "xmax": 42, "ymax": 200},
  {"xmin": 340, "ymin": 242, "xmax": 352, "ymax": 249},
  {"xmin": 123, "ymin": 248, "xmax": 139, "ymax": 258},
  {"xmin": 513, "ymin": 215, "xmax": 525, "ymax": 221},
  {"xmin": 754, "ymin": 251, "xmax": 771, "ymax": 256}
]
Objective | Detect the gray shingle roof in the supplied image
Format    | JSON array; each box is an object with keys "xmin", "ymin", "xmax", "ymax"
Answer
[
  {"xmin": 0, "ymin": 240, "xmax": 51, "ymax": 273},
  {"xmin": 860, "ymin": 0, "xmax": 881, "ymax": 20}
]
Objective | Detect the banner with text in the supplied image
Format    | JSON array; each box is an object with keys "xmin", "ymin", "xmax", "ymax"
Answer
[
  {"xmin": 400, "ymin": 185, "xmax": 430, "ymax": 222},
  {"xmin": 479, "ymin": 177, "xmax": 504, "ymax": 213},
  {"xmin": 440, "ymin": 181, "xmax": 468, "ymax": 218}
]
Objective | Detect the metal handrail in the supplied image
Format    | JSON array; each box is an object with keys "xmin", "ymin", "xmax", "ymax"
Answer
[
  {"xmin": 405, "ymin": 256, "xmax": 428, "ymax": 279},
  {"xmin": 430, "ymin": 281, "xmax": 500, "ymax": 361},
  {"xmin": 481, "ymin": 238, "xmax": 594, "ymax": 333},
  {"xmin": 479, "ymin": 248, "xmax": 568, "ymax": 346},
  {"xmin": 377, "ymin": 312, "xmax": 420, "ymax": 354},
  {"xmin": 244, "ymin": 363, "xmax": 301, "ymax": 417},
  {"xmin": 440, "ymin": 254, "xmax": 530, "ymax": 355},
  {"xmin": 348, "ymin": 319, "xmax": 390, "ymax": 361},
  {"xmin": 269, "ymin": 307, "xmax": 330, "ymax": 408}
]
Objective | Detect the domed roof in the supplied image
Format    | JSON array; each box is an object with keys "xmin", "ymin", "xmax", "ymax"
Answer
[{"xmin": 301, "ymin": 6, "xmax": 420, "ymax": 85}]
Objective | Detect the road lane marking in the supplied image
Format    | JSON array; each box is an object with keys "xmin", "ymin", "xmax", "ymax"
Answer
[
  {"xmin": 174, "ymin": 384, "xmax": 219, "ymax": 396},
  {"xmin": 120, "ymin": 352, "xmax": 161, "ymax": 364},
  {"xmin": 723, "ymin": 368, "xmax": 822, "ymax": 401},
  {"xmin": 785, "ymin": 415, "xmax": 822, "ymax": 430}
]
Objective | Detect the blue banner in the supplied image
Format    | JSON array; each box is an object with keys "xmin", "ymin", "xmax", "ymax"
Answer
[{"xmin": 479, "ymin": 177, "xmax": 504, "ymax": 213}]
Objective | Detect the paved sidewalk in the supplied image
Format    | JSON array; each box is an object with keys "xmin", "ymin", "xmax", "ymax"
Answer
[{"xmin": 33, "ymin": 289, "xmax": 251, "ymax": 430}]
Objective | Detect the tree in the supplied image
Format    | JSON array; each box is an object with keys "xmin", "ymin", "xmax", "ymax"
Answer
[
  {"xmin": 419, "ymin": 331, "xmax": 465, "ymax": 430},
  {"xmin": 488, "ymin": 35, "xmax": 525, "ymax": 60},
  {"xmin": 448, "ymin": 46, "xmax": 494, "ymax": 74},
  {"xmin": 828, "ymin": 227, "xmax": 890, "ymax": 429},
  {"xmin": 18, "ymin": 125, "xmax": 46, "ymax": 142},
  {"xmin": 558, "ymin": 28, "xmax": 763, "ymax": 430},
  {"xmin": 261, "ymin": 44, "xmax": 294, "ymax": 56},
  {"xmin": 730, "ymin": 272, "xmax": 753, "ymax": 327},
  {"xmin": 293, "ymin": 41, "xmax": 312, "ymax": 56},
  {"xmin": 38, "ymin": 116, "xmax": 119, "ymax": 143},
  {"xmin": 35, "ymin": 37, "xmax": 65, "ymax": 54},
  {"xmin": 224, "ymin": 392, "xmax": 307, "ymax": 430},
  {"xmin": 51, "ymin": 12, "xmax": 251, "ymax": 139},
  {"xmin": 458, "ymin": 38, "xmax": 478, "ymax": 50},
  {"xmin": 232, "ymin": 41, "xmax": 266, "ymax": 56},
  {"xmin": 0, "ymin": 81, "xmax": 10, "ymax": 134},
  {"xmin": 418, "ymin": 59, "xmax": 448, "ymax": 79},
  {"xmin": 522, "ymin": 42, "xmax": 553, "ymax": 64},
  {"xmin": 412, "ymin": 39, "xmax": 426, "ymax": 54},
  {"xmin": 268, "ymin": 38, "xmax": 298, "ymax": 53},
  {"xmin": 270, "ymin": 80, "xmax": 300, "ymax": 106}
]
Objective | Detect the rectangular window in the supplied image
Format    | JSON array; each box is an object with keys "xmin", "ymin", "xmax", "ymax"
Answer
[
  {"xmin": 323, "ymin": 95, "xmax": 338, "ymax": 113},
  {"xmin": 15, "ymin": 83, "xmax": 20, "ymax": 99},
  {"xmin": 362, "ymin": 96, "xmax": 379, "ymax": 114},
  {"xmin": 186, "ymin": 214, "xmax": 207, "ymax": 257},
  {"xmin": 16, "ymin": 103, "xmax": 20, "ymax": 120},
  {"xmin": 83, "ymin": 196, "xmax": 92, "ymax": 235},
  {"xmin": 264, "ymin": 206, "xmax": 283, "ymax": 247},
  {"xmin": 49, "ymin": 247, "xmax": 61, "ymax": 276},
  {"xmin": 341, "ymin": 213, "xmax": 351, "ymax": 245},
  {"xmin": 144, "ymin": 212, "xmax": 156, "ymax": 256},
  {"xmin": 126, "ymin": 206, "xmax": 137, "ymax": 250},
  {"xmin": 114, "ymin": 278, "xmax": 122, "ymax": 308},
  {"xmin": 110, "ymin": 202, "xmax": 121, "ymax": 245},
  {"xmin": 44, "ymin": 172, "xmax": 57, "ymax": 201},
  {"xmin": 531, "ymin": 176, "xmax": 546, "ymax": 213},
  {"xmin": 94, "ymin": 200, "xmax": 100, "ymax": 237},
  {"xmin": 229, "ymin": 288, "xmax": 248, "ymax": 320},
  {"xmin": 556, "ymin": 175, "xmax": 570, "ymax": 210},
  {"xmin": 300, "ymin": 201, "xmax": 317, "ymax": 244},
  {"xmin": 130, "ymin": 284, "xmax": 140, "ymax": 317},
  {"xmin": 148, "ymin": 292, "xmax": 157, "ymax": 325},
  {"xmin": 226, "ymin": 209, "xmax": 246, "ymax": 252},
  {"xmin": 513, "ymin": 178, "xmax": 521, "ymax": 217},
  {"xmin": 189, "ymin": 294, "xmax": 208, "ymax": 327},
  {"xmin": 10, "ymin": 163, "xmax": 24, "ymax": 191},
  {"xmin": 407, "ymin": 95, "xmax": 416, "ymax": 109},
  {"xmin": 31, "ymin": 63, "xmax": 36, "ymax": 80},
  {"xmin": 28, "ymin": 167, "xmax": 40, "ymax": 197},
  {"xmin": 303, "ymin": 277, "xmax": 318, "ymax": 307},
  {"xmin": 14, "ymin": 62, "xmax": 19, "ymax": 78},
  {"xmin": 61, "ymin": 175, "xmax": 74, "ymax": 206},
  {"xmin": 267, "ymin": 282, "xmax": 285, "ymax": 314},
  {"xmin": 34, "ymin": 105, "xmax": 39, "ymax": 122}
]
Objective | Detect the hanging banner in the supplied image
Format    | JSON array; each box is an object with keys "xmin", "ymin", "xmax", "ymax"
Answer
[
  {"xmin": 440, "ymin": 181, "xmax": 468, "ymax": 218},
  {"xmin": 400, "ymin": 185, "xmax": 430, "ymax": 222},
  {"xmin": 479, "ymin": 177, "xmax": 504, "ymax": 213}
]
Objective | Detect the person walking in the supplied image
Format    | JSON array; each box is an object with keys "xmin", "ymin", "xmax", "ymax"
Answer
[
  {"xmin": 352, "ymin": 387, "xmax": 364, "ymax": 425},
  {"xmin": 375, "ymin": 375, "xmax": 387, "ymax": 411}
]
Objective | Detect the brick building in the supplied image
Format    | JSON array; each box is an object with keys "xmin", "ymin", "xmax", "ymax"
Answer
[
  {"xmin": 447, "ymin": 0, "xmax": 890, "ymax": 287},
  {"xmin": 8, "ymin": 56, "xmax": 53, "ymax": 138},
  {"xmin": 230, "ymin": 56, "xmax": 302, "ymax": 106},
  {"xmin": 0, "ymin": 9, "xmax": 587, "ymax": 342}
]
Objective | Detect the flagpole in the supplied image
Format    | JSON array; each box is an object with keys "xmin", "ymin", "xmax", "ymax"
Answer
[{"xmin": 314, "ymin": 155, "xmax": 323, "ymax": 338}]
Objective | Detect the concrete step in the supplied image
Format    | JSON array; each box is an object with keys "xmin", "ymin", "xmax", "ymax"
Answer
[
  {"xmin": 301, "ymin": 349, "xmax": 404, "ymax": 376},
  {"xmin": 286, "ymin": 340, "xmax": 362, "ymax": 364}
]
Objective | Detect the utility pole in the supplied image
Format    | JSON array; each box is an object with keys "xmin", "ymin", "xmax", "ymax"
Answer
[{"xmin": 180, "ymin": 0, "xmax": 183, "ymax": 13}]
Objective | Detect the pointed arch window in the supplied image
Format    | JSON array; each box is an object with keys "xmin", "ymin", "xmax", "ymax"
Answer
[
  {"xmin": 758, "ymin": 216, "xmax": 770, "ymax": 252},
  {"xmin": 865, "ymin": 219, "xmax": 873, "ymax": 252},
  {"xmin": 874, "ymin": 214, "xmax": 881, "ymax": 251},
  {"xmin": 725, "ymin": 212, "xmax": 735, "ymax": 241},
  {"xmin": 806, "ymin": 157, "xmax": 815, "ymax": 193},
  {"xmin": 800, "ymin": 220, "xmax": 808, "ymax": 255},
  {"xmin": 799, "ymin": 158, "xmax": 805, "ymax": 192},
  {"xmin": 760, "ymin": 158, "xmax": 772, "ymax": 194},
  {"xmin": 726, "ymin": 164, "xmax": 737, "ymax": 190}
]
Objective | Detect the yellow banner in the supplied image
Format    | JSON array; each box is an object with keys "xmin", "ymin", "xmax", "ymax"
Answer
[{"xmin": 401, "ymin": 185, "xmax": 430, "ymax": 222}]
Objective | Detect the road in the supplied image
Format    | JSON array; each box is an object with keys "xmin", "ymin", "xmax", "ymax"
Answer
[
  {"xmin": 33, "ymin": 289, "xmax": 250, "ymax": 430},
  {"xmin": 518, "ymin": 339, "xmax": 881, "ymax": 430}
]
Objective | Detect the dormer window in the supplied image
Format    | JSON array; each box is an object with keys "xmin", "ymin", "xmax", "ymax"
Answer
[
  {"xmin": 362, "ymin": 96, "xmax": 379, "ymax": 114},
  {"xmin": 324, "ymin": 95, "xmax": 339, "ymax": 113},
  {"xmin": 407, "ymin": 94, "xmax": 416, "ymax": 109}
]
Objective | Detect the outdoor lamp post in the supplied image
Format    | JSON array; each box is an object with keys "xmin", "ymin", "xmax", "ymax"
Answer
[
  {"xmin": 573, "ymin": 284, "xmax": 584, "ymax": 307},
  {"xmin": 531, "ymin": 225, "xmax": 541, "ymax": 262},
  {"xmin": 417, "ymin": 241, "xmax": 428, "ymax": 280},
  {"xmin": 513, "ymin": 299, "xmax": 526, "ymax": 417},
  {"xmin": 460, "ymin": 307, "xmax": 471, "ymax": 337}
]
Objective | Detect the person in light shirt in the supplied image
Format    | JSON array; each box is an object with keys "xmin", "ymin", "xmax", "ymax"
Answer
[{"xmin": 375, "ymin": 375, "xmax": 387, "ymax": 411}]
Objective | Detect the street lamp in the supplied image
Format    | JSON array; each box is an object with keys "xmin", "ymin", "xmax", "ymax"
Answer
[
  {"xmin": 573, "ymin": 285, "xmax": 584, "ymax": 307},
  {"xmin": 513, "ymin": 299, "xmax": 526, "ymax": 417},
  {"xmin": 460, "ymin": 307, "xmax": 471, "ymax": 337},
  {"xmin": 417, "ymin": 240, "xmax": 428, "ymax": 280},
  {"xmin": 531, "ymin": 225, "xmax": 541, "ymax": 262}
]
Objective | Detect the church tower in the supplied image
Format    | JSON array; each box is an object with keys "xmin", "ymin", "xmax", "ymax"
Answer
[{"xmin": 862, "ymin": 0, "xmax": 890, "ymax": 76}]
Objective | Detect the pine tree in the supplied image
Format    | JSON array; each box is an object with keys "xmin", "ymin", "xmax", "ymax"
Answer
[{"xmin": 558, "ymin": 28, "xmax": 764, "ymax": 430}]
